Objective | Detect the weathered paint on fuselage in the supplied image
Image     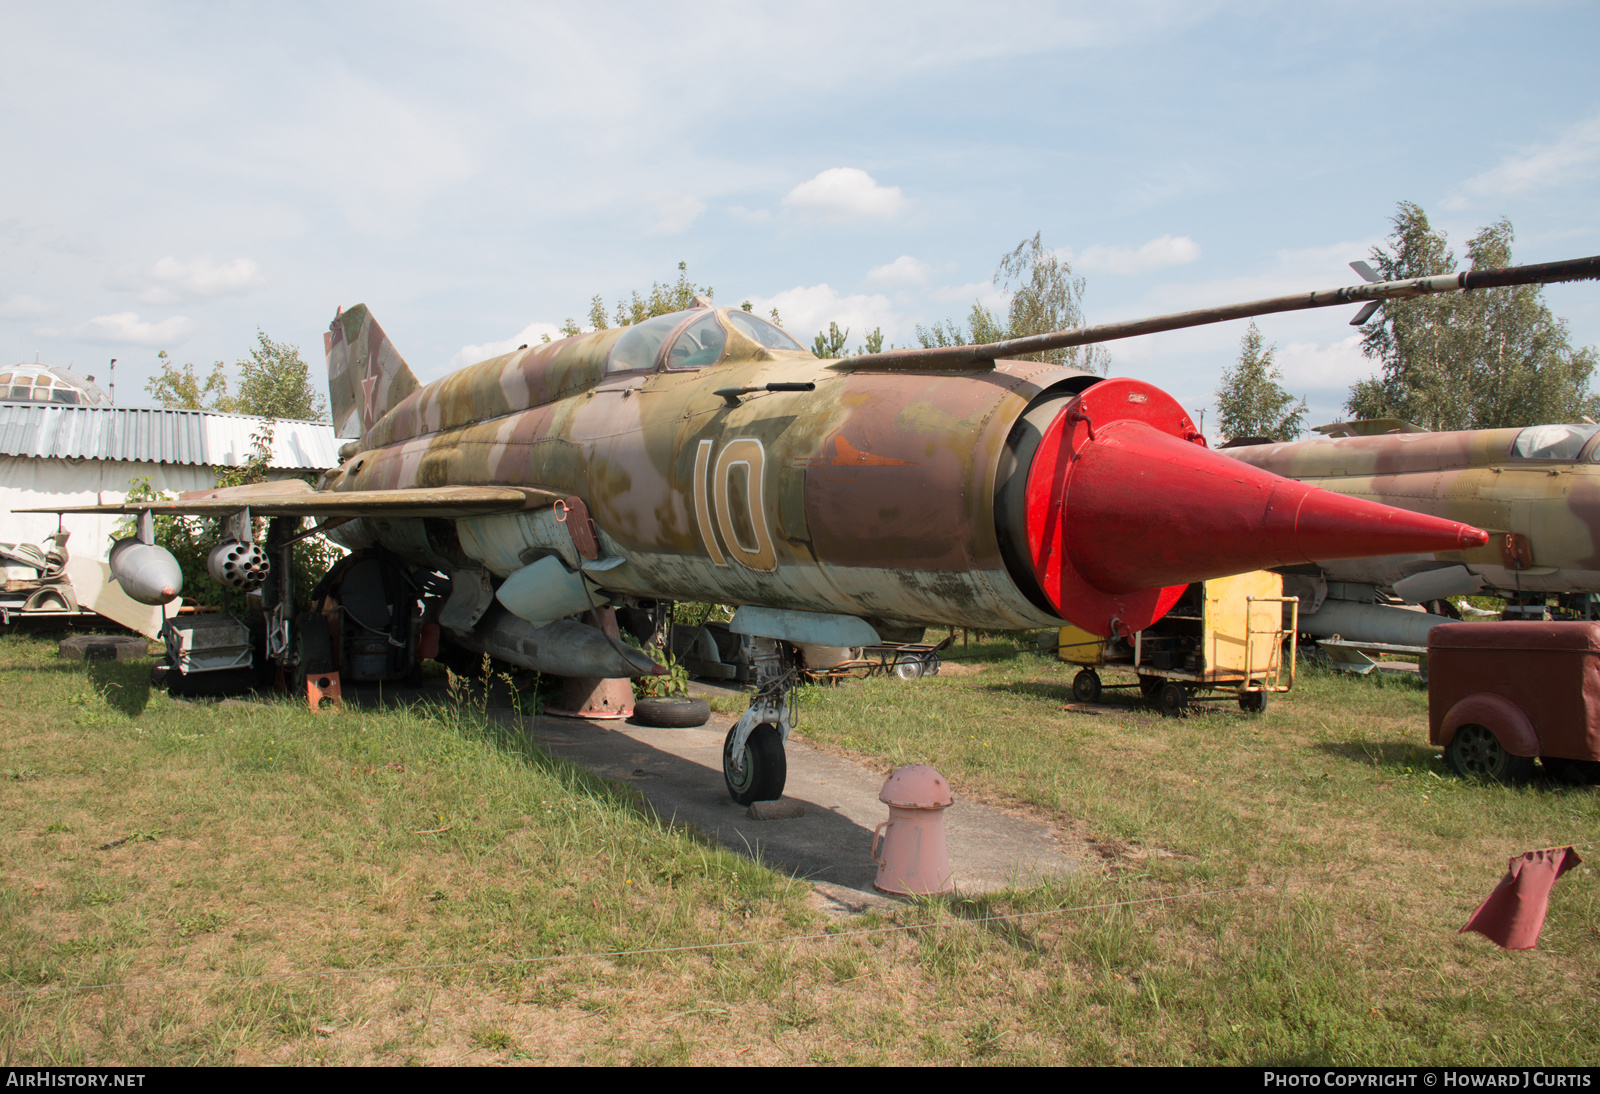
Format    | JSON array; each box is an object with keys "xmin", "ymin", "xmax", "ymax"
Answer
[
  {"xmin": 322, "ymin": 312, "xmax": 1090, "ymax": 632},
  {"xmin": 1226, "ymin": 428, "xmax": 1600, "ymax": 594}
]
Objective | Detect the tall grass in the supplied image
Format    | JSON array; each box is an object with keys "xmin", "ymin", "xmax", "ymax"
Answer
[{"xmin": 0, "ymin": 633, "xmax": 1593, "ymax": 1064}]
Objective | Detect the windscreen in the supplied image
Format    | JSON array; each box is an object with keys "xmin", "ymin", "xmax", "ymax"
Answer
[
  {"xmin": 608, "ymin": 310, "xmax": 699, "ymax": 372},
  {"xmin": 666, "ymin": 312, "xmax": 728, "ymax": 369},
  {"xmin": 726, "ymin": 310, "xmax": 807, "ymax": 353}
]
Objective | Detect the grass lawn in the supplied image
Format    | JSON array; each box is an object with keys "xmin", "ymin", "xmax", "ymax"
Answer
[{"xmin": 0, "ymin": 632, "xmax": 1594, "ymax": 1065}]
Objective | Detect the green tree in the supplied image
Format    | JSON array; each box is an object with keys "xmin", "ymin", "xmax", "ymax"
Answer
[
  {"xmin": 812, "ymin": 322, "xmax": 850, "ymax": 359},
  {"xmin": 1215, "ymin": 322, "xmax": 1307, "ymax": 441},
  {"xmin": 146, "ymin": 334, "xmax": 327, "ymax": 422},
  {"xmin": 613, "ymin": 261, "xmax": 712, "ymax": 326},
  {"xmin": 146, "ymin": 351, "xmax": 230, "ymax": 410},
  {"xmin": 914, "ymin": 234, "xmax": 1108, "ymax": 373},
  {"xmin": 561, "ymin": 262, "xmax": 714, "ymax": 336},
  {"xmin": 232, "ymin": 331, "xmax": 327, "ymax": 422},
  {"xmin": 1346, "ymin": 202, "xmax": 1599, "ymax": 430}
]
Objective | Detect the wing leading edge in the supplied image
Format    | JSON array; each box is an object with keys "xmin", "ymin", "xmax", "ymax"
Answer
[{"xmin": 20, "ymin": 480, "xmax": 561, "ymax": 519}]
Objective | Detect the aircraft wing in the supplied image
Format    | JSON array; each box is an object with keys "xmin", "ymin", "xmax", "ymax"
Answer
[{"xmin": 19, "ymin": 480, "xmax": 562, "ymax": 519}]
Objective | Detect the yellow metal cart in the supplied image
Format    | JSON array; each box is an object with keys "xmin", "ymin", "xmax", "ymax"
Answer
[{"xmin": 1058, "ymin": 570, "xmax": 1299, "ymax": 716}]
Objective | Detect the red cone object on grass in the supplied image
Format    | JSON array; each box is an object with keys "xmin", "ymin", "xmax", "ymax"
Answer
[{"xmin": 1460, "ymin": 847, "xmax": 1582, "ymax": 950}]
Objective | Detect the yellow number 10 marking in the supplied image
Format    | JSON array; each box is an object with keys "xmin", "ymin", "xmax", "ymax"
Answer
[{"xmin": 693, "ymin": 438, "xmax": 777, "ymax": 572}]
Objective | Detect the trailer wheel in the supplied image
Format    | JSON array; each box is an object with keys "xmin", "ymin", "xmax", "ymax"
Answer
[
  {"xmin": 1155, "ymin": 681, "xmax": 1188, "ymax": 718},
  {"xmin": 893, "ymin": 654, "xmax": 925, "ymax": 680},
  {"xmin": 1138, "ymin": 675, "xmax": 1161, "ymax": 699},
  {"xmin": 1072, "ymin": 668, "xmax": 1102, "ymax": 703},
  {"xmin": 1445, "ymin": 723, "xmax": 1535, "ymax": 783},
  {"xmin": 1238, "ymin": 690, "xmax": 1267, "ymax": 714}
]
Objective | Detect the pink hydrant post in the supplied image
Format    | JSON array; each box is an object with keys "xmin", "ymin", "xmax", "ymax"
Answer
[{"xmin": 871, "ymin": 765, "xmax": 955, "ymax": 895}]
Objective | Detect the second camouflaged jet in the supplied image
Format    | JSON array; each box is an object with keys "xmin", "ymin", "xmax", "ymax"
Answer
[{"xmin": 1225, "ymin": 419, "xmax": 1600, "ymax": 643}]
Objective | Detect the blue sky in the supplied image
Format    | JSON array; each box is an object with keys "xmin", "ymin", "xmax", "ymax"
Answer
[{"xmin": 3, "ymin": 2, "xmax": 1598, "ymax": 434}]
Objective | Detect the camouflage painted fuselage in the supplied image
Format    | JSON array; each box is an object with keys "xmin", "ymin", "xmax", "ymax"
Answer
[
  {"xmin": 322, "ymin": 310, "xmax": 1094, "ymax": 633},
  {"xmin": 1226, "ymin": 427, "xmax": 1600, "ymax": 595}
]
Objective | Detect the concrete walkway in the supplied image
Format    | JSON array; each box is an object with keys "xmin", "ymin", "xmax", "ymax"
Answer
[{"xmin": 526, "ymin": 697, "xmax": 1079, "ymax": 908}]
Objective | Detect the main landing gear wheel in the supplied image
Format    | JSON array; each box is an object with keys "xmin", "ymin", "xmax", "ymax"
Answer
[
  {"xmin": 1445, "ymin": 723, "xmax": 1535, "ymax": 783},
  {"xmin": 723, "ymin": 722, "xmax": 787, "ymax": 805},
  {"xmin": 1072, "ymin": 668, "xmax": 1102, "ymax": 703},
  {"xmin": 1238, "ymin": 690, "xmax": 1267, "ymax": 713},
  {"xmin": 1155, "ymin": 681, "xmax": 1189, "ymax": 718}
]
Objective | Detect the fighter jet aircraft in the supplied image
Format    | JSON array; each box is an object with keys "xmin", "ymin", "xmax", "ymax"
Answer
[
  {"xmin": 1224, "ymin": 418, "xmax": 1600, "ymax": 645},
  {"xmin": 39, "ymin": 253, "xmax": 1600, "ymax": 803}
]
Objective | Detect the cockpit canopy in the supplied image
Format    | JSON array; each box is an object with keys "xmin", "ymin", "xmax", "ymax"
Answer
[
  {"xmin": 0, "ymin": 365, "xmax": 112, "ymax": 407},
  {"xmin": 1509, "ymin": 424, "xmax": 1600, "ymax": 461},
  {"xmin": 606, "ymin": 307, "xmax": 806, "ymax": 373}
]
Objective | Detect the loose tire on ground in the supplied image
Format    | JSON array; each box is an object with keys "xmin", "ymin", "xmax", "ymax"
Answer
[
  {"xmin": 631, "ymin": 696, "xmax": 711, "ymax": 728},
  {"xmin": 723, "ymin": 722, "xmax": 786, "ymax": 804},
  {"xmin": 1445, "ymin": 723, "xmax": 1535, "ymax": 783},
  {"xmin": 1072, "ymin": 668, "xmax": 1102, "ymax": 703}
]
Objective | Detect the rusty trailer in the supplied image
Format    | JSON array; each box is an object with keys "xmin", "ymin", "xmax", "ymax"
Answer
[{"xmin": 1058, "ymin": 570, "xmax": 1298, "ymax": 716}]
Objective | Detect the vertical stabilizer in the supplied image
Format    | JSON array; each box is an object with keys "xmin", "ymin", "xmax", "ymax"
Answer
[{"xmin": 324, "ymin": 304, "xmax": 421, "ymax": 439}]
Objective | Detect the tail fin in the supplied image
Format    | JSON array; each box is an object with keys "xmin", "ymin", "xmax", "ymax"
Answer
[{"xmin": 324, "ymin": 304, "xmax": 420, "ymax": 439}]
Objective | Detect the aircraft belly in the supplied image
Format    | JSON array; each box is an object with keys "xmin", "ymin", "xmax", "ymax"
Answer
[{"xmin": 572, "ymin": 550, "xmax": 1053, "ymax": 631}]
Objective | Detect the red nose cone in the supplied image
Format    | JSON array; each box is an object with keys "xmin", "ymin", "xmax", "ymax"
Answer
[
  {"xmin": 1023, "ymin": 379, "xmax": 1489, "ymax": 636},
  {"xmin": 1067, "ymin": 421, "xmax": 1489, "ymax": 592}
]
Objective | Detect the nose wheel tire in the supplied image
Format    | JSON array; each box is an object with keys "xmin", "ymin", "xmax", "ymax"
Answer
[
  {"xmin": 723, "ymin": 722, "xmax": 787, "ymax": 804},
  {"xmin": 1071, "ymin": 668, "xmax": 1102, "ymax": 703},
  {"xmin": 1445, "ymin": 723, "xmax": 1535, "ymax": 783}
]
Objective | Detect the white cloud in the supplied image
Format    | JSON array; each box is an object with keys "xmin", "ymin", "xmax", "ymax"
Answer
[
  {"xmin": 743, "ymin": 284, "xmax": 896, "ymax": 349},
  {"xmin": 1, "ymin": 295, "xmax": 55, "ymax": 319},
  {"xmin": 1274, "ymin": 334, "xmax": 1369, "ymax": 389},
  {"xmin": 243, "ymin": 70, "xmax": 481, "ymax": 237},
  {"xmin": 1069, "ymin": 235, "xmax": 1200, "ymax": 275},
  {"xmin": 646, "ymin": 191, "xmax": 706, "ymax": 235},
  {"xmin": 66, "ymin": 312, "xmax": 197, "ymax": 346},
  {"xmin": 111, "ymin": 255, "xmax": 265, "ymax": 304},
  {"xmin": 930, "ymin": 279, "xmax": 1011, "ymax": 313},
  {"xmin": 1128, "ymin": 239, "xmax": 1384, "ymax": 315},
  {"xmin": 866, "ymin": 255, "xmax": 929, "ymax": 286},
  {"xmin": 1446, "ymin": 111, "xmax": 1600, "ymax": 209},
  {"xmin": 782, "ymin": 168, "xmax": 904, "ymax": 220},
  {"xmin": 448, "ymin": 320, "xmax": 564, "ymax": 372},
  {"xmin": 1120, "ymin": 162, "xmax": 1210, "ymax": 210}
]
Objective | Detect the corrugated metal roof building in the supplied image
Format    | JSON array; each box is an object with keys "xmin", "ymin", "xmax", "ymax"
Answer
[
  {"xmin": 0, "ymin": 406, "xmax": 338, "ymax": 470},
  {"xmin": 0, "ymin": 406, "xmax": 339, "ymax": 637}
]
